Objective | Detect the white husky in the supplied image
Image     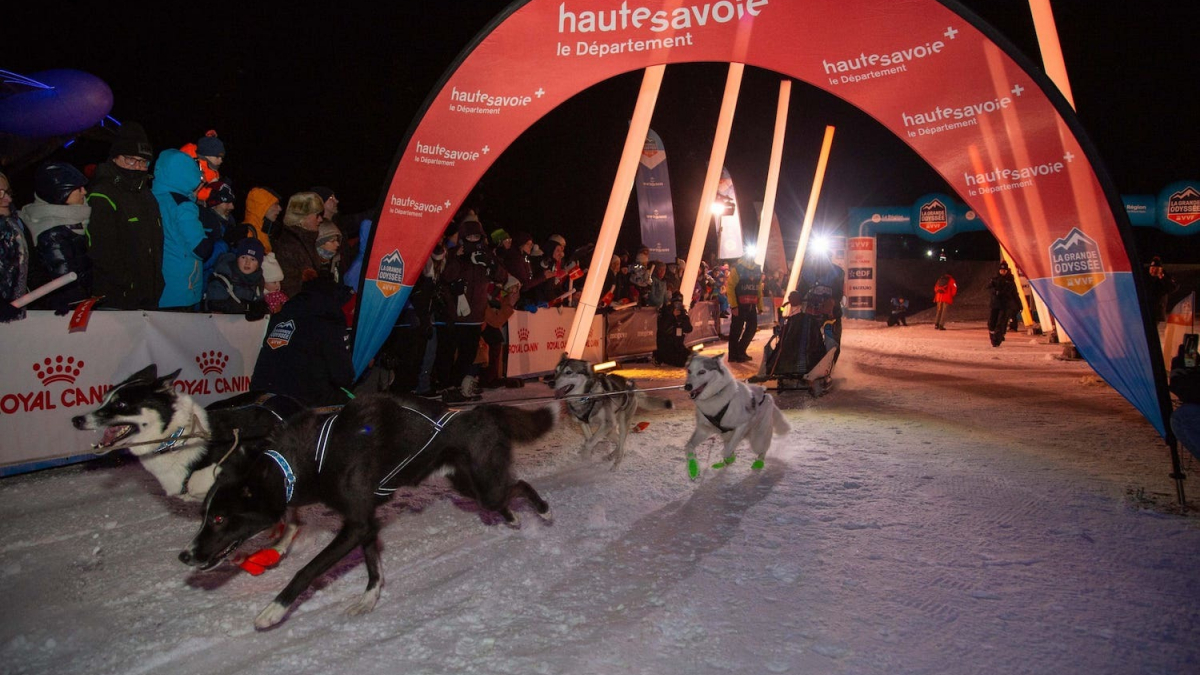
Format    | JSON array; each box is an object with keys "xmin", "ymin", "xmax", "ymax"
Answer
[{"xmin": 682, "ymin": 353, "xmax": 791, "ymax": 478}]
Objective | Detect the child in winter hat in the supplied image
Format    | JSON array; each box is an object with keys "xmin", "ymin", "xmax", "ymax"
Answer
[
  {"xmin": 315, "ymin": 222, "xmax": 342, "ymax": 279},
  {"xmin": 261, "ymin": 252, "xmax": 288, "ymax": 313}
]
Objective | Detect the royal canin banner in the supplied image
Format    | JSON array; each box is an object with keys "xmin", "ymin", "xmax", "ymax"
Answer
[
  {"xmin": 506, "ymin": 307, "xmax": 605, "ymax": 376},
  {"xmin": 634, "ymin": 128, "xmax": 679, "ymax": 262},
  {"xmin": 0, "ymin": 311, "xmax": 266, "ymax": 472},
  {"xmin": 356, "ymin": 0, "xmax": 1168, "ymax": 436}
]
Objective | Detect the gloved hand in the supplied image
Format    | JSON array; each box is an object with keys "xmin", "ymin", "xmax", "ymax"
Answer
[
  {"xmin": 51, "ymin": 296, "xmax": 72, "ymax": 316},
  {"xmin": 0, "ymin": 301, "xmax": 22, "ymax": 322},
  {"xmin": 245, "ymin": 300, "xmax": 269, "ymax": 321}
]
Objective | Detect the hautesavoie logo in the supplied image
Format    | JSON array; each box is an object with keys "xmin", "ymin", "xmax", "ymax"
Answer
[{"xmin": 1049, "ymin": 227, "xmax": 1106, "ymax": 296}]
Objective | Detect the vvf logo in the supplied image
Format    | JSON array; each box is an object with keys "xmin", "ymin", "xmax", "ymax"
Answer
[
  {"xmin": 919, "ymin": 199, "xmax": 948, "ymax": 234},
  {"xmin": 1167, "ymin": 186, "xmax": 1200, "ymax": 227},
  {"xmin": 375, "ymin": 250, "xmax": 405, "ymax": 298},
  {"xmin": 1049, "ymin": 228, "xmax": 1106, "ymax": 296}
]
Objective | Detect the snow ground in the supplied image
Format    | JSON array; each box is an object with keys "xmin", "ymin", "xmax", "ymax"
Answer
[{"xmin": 2, "ymin": 319, "xmax": 1198, "ymax": 675}]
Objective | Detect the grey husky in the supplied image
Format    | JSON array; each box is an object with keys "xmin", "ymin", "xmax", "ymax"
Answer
[
  {"xmin": 551, "ymin": 354, "xmax": 672, "ymax": 469},
  {"xmin": 682, "ymin": 353, "xmax": 791, "ymax": 478}
]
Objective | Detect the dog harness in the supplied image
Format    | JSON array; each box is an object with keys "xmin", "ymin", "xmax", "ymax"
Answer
[
  {"xmin": 701, "ymin": 385, "xmax": 768, "ymax": 434},
  {"xmin": 264, "ymin": 449, "xmax": 296, "ymax": 503},
  {"xmin": 152, "ymin": 425, "xmax": 189, "ymax": 454},
  {"xmin": 374, "ymin": 408, "xmax": 460, "ymax": 497},
  {"xmin": 313, "ymin": 413, "xmax": 339, "ymax": 473}
]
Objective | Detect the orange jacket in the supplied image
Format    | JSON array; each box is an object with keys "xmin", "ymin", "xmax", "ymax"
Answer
[
  {"xmin": 242, "ymin": 187, "xmax": 280, "ymax": 253},
  {"xmin": 934, "ymin": 274, "xmax": 958, "ymax": 304},
  {"xmin": 179, "ymin": 143, "xmax": 220, "ymax": 203}
]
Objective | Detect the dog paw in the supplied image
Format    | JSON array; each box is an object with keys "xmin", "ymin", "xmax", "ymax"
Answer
[
  {"xmin": 504, "ymin": 514, "xmax": 522, "ymax": 530},
  {"xmin": 537, "ymin": 508, "xmax": 554, "ymax": 524},
  {"xmin": 345, "ymin": 586, "xmax": 381, "ymax": 616},
  {"xmin": 254, "ymin": 601, "xmax": 289, "ymax": 630}
]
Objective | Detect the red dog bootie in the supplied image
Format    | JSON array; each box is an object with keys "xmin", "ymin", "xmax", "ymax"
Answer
[{"xmin": 238, "ymin": 548, "xmax": 282, "ymax": 576}]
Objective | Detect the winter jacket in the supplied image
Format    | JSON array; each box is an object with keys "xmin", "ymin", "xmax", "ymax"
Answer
[
  {"xmin": 726, "ymin": 260, "xmax": 764, "ymax": 311},
  {"xmin": 204, "ymin": 251, "xmax": 264, "ymax": 313},
  {"xmin": 152, "ymin": 149, "xmax": 205, "ymax": 308},
  {"xmin": 441, "ymin": 237, "xmax": 506, "ymax": 324},
  {"xmin": 797, "ymin": 259, "xmax": 845, "ymax": 318},
  {"xmin": 179, "ymin": 143, "xmax": 220, "ymax": 203},
  {"xmin": 198, "ymin": 206, "xmax": 232, "ymax": 287},
  {"xmin": 85, "ymin": 161, "xmax": 165, "ymax": 309},
  {"xmin": 242, "ymin": 187, "xmax": 280, "ymax": 253},
  {"xmin": 0, "ymin": 212, "xmax": 30, "ymax": 321},
  {"xmin": 272, "ymin": 225, "xmax": 322, "ymax": 298},
  {"xmin": 655, "ymin": 302, "xmax": 693, "ymax": 367},
  {"xmin": 934, "ymin": 274, "xmax": 957, "ymax": 304},
  {"xmin": 250, "ymin": 278, "xmax": 355, "ymax": 406},
  {"xmin": 987, "ymin": 273, "xmax": 1021, "ymax": 312},
  {"xmin": 20, "ymin": 198, "xmax": 93, "ymax": 310}
]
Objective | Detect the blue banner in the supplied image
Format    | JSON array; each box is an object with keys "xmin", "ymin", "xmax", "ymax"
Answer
[{"xmin": 634, "ymin": 129, "xmax": 677, "ymax": 262}]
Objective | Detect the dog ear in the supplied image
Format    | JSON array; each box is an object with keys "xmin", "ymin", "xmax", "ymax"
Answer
[
  {"xmin": 156, "ymin": 369, "xmax": 182, "ymax": 392},
  {"xmin": 130, "ymin": 363, "xmax": 158, "ymax": 383}
]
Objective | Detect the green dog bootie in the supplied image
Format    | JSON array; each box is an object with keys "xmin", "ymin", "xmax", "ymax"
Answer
[
  {"xmin": 687, "ymin": 453, "xmax": 699, "ymax": 481},
  {"xmin": 751, "ymin": 459, "xmax": 765, "ymax": 470},
  {"xmin": 712, "ymin": 454, "xmax": 736, "ymax": 469}
]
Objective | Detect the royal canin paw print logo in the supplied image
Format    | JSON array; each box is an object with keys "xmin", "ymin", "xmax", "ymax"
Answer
[
  {"xmin": 34, "ymin": 356, "xmax": 85, "ymax": 386},
  {"xmin": 517, "ymin": 328, "xmax": 531, "ymax": 342},
  {"xmin": 554, "ymin": 327, "xmax": 567, "ymax": 339},
  {"xmin": 196, "ymin": 350, "xmax": 229, "ymax": 375}
]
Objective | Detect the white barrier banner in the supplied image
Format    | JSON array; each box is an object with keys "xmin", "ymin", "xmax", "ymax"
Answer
[
  {"xmin": 507, "ymin": 308, "xmax": 604, "ymax": 377},
  {"xmin": 0, "ymin": 311, "xmax": 266, "ymax": 470}
]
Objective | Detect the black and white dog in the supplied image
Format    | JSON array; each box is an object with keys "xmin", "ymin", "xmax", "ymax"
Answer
[
  {"xmin": 179, "ymin": 392, "xmax": 555, "ymax": 629},
  {"xmin": 551, "ymin": 354, "xmax": 673, "ymax": 469},
  {"xmin": 71, "ymin": 364, "xmax": 304, "ymax": 500}
]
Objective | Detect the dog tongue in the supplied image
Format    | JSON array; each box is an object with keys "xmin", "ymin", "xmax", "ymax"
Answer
[
  {"xmin": 554, "ymin": 385, "xmax": 572, "ymax": 399},
  {"xmin": 100, "ymin": 425, "xmax": 129, "ymax": 446}
]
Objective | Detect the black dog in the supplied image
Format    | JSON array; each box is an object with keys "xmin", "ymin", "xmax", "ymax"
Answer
[{"xmin": 179, "ymin": 392, "xmax": 554, "ymax": 629}]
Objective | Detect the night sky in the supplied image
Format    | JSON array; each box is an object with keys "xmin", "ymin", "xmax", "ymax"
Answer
[{"xmin": 8, "ymin": 1, "xmax": 1198, "ymax": 262}]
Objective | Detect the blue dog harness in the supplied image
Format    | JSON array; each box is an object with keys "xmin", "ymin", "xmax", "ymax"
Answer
[{"xmin": 264, "ymin": 449, "xmax": 296, "ymax": 503}]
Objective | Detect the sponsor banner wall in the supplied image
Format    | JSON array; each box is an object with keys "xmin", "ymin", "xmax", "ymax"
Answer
[
  {"xmin": 606, "ymin": 307, "xmax": 660, "ymax": 358},
  {"xmin": 686, "ymin": 300, "xmax": 720, "ymax": 345},
  {"xmin": 635, "ymin": 128, "xmax": 678, "ymax": 261},
  {"xmin": 358, "ymin": 0, "xmax": 1166, "ymax": 435},
  {"xmin": 0, "ymin": 311, "xmax": 266, "ymax": 471},
  {"xmin": 845, "ymin": 237, "xmax": 878, "ymax": 319},
  {"xmin": 507, "ymin": 307, "xmax": 604, "ymax": 376}
]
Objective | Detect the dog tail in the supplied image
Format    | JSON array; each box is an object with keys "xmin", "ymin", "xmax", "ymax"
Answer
[
  {"xmin": 772, "ymin": 405, "xmax": 791, "ymax": 436},
  {"xmin": 475, "ymin": 403, "xmax": 558, "ymax": 444},
  {"xmin": 636, "ymin": 393, "xmax": 674, "ymax": 411}
]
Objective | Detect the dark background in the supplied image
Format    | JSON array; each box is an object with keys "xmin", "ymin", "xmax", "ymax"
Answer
[{"xmin": 6, "ymin": 1, "xmax": 1198, "ymax": 264}]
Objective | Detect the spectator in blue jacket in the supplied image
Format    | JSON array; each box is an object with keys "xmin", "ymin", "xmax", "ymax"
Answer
[{"xmin": 152, "ymin": 149, "xmax": 207, "ymax": 309}]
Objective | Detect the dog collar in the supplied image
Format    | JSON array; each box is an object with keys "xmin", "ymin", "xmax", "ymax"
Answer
[
  {"xmin": 264, "ymin": 450, "xmax": 296, "ymax": 503},
  {"xmin": 152, "ymin": 426, "xmax": 188, "ymax": 454}
]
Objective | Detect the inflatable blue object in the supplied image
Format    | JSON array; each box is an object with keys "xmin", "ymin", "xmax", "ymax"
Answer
[{"xmin": 0, "ymin": 69, "xmax": 113, "ymax": 138}]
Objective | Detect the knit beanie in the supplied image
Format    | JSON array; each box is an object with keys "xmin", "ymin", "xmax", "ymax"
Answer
[
  {"xmin": 234, "ymin": 238, "xmax": 266, "ymax": 264},
  {"xmin": 109, "ymin": 121, "xmax": 154, "ymax": 160},
  {"xmin": 196, "ymin": 130, "xmax": 225, "ymax": 157},
  {"xmin": 548, "ymin": 234, "xmax": 566, "ymax": 249},
  {"xmin": 261, "ymin": 253, "xmax": 284, "ymax": 282},
  {"xmin": 316, "ymin": 222, "xmax": 341, "ymax": 247},
  {"xmin": 205, "ymin": 178, "xmax": 235, "ymax": 207},
  {"xmin": 34, "ymin": 162, "xmax": 88, "ymax": 205},
  {"xmin": 458, "ymin": 211, "xmax": 485, "ymax": 239},
  {"xmin": 311, "ymin": 186, "xmax": 336, "ymax": 203},
  {"xmin": 490, "ymin": 228, "xmax": 511, "ymax": 246}
]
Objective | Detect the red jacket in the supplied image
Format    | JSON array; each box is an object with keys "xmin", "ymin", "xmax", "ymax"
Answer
[{"xmin": 934, "ymin": 275, "xmax": 958, "ymax": 304}]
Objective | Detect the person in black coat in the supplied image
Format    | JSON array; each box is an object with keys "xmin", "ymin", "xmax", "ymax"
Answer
[
  {"xmin": 86, "ymin": 122, "xmax": 165, "ymax": 309},
  {"xmin": 250, "ymin": 274, "xmax": 354, "ymax": 406},
  {"xmin": 654, "ymin": 291, "xmax": 693, "ymax": 367},
  {"xmin": 986, "ymin": 261, "xmax": 1022, "ymax": 347}
]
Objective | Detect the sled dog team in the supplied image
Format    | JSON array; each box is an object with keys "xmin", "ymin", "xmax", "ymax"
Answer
[{"xmin": 73, "ymin": 353, "xmax": 790, "ymax": 628}]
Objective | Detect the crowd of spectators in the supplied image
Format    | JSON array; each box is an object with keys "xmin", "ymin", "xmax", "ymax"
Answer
[{"xmin": 0, "ymin": 122, "xmax": 779, "ymax": 403}]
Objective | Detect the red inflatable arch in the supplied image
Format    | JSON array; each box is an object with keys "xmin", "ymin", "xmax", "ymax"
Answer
[{"xmin": 354, "ymin": 0, "xmax": 1170, "ymax": 441}]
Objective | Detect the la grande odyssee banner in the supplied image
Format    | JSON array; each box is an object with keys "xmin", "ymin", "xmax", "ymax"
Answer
[{"xmin": 356, "ymin": 0, "xmax": 1166, "ymax": 436}]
